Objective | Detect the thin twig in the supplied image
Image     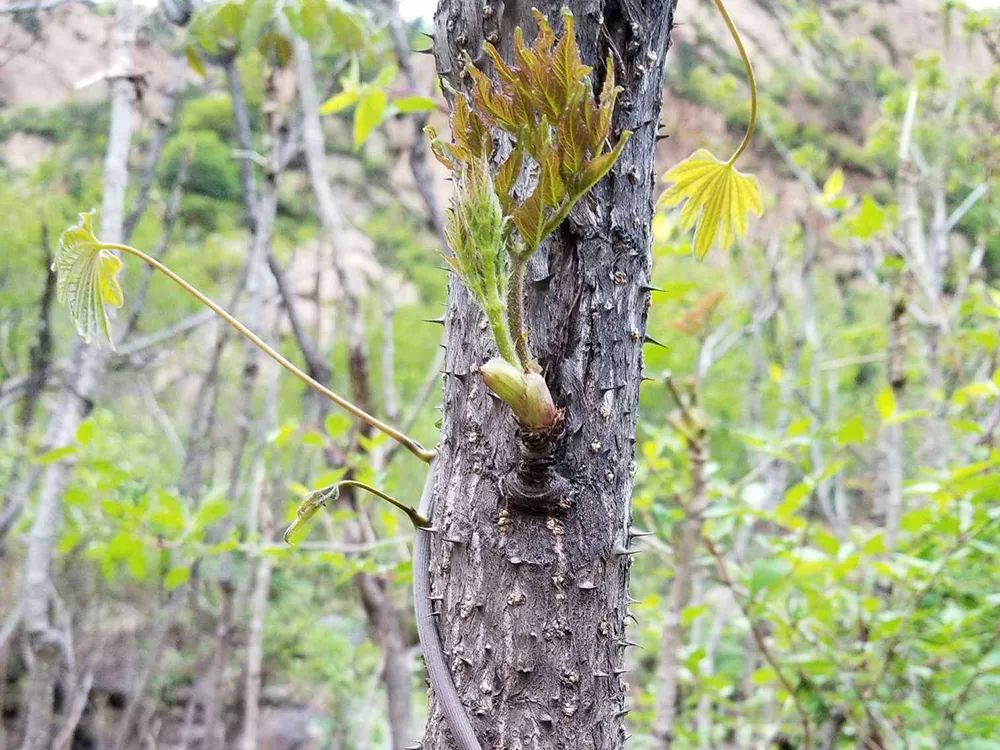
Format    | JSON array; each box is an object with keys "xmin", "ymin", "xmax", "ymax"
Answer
[{"xmin": 703, "ymin": 536, "xmax": 814, "ymax": 749}]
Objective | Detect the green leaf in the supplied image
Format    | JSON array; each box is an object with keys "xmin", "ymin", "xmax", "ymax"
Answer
[
  {"xmin": 34, "ymin": 445, "xmax": 76, "ymax": 465},
  {"xmin": 848, "ymin": 195, "xmax": 887, "ymax": 239},
  {"xmin": 53, "ymin": 210, "xmax": 125, "ymax": 348},
  {"xmin": 775, "ymin": 482, "xmax": 810, "ymax": 519},
  {"xmin": 393, "ymin": 95, "xmax": 437, "ymax": 113},
  {"xmin": 822, "ymin": 168, "xmax": 844, "ymax": 199},
  {"xmin": 353, "ymin": 89, "xmax": 387, "ymax": 149},
  {"xmin": 76, "ymin": 420, "xmax": 96, "ymax": 446},
  {"xmin": 373, "ymin": 63, "xmax": 398, "ymax": 89},
  {"xmin": 194, "ymin": 498, "xmax": 229, "ymax": 530},
  {"xmin": 324, "ymin": 413, "xmax": 351, "ymax": 438},
  {"xmin": 750, "ymin": 556, "xmax": 789, "ymax": 597},
  {"xmin": 680, "ymin": 603, "xmax": 708, "ymax": 625},
  {"xmin": 319, "ymin": 89, "xmax": 359, "ymax": 115},
  {"xmin": 392, "ymin": 96, "xmax": 437, "ymax": 114},
  {"xmin": 184, "ymin": 44, "xmax": 206, "ymax": 78},
  {"xmin": 836, "ymin": 415, "xmax": 866, "ymax": 445},
  {"xmin": 659, "ymin": 149, "xmax": 763, "ymax": 260},
  {"xmin": 874, "ymin": 386, "xmax": 897, "ymax": 421},
  {"xmin": 164, "ymin": 566, "xmax": 190, "ymax": 591}
]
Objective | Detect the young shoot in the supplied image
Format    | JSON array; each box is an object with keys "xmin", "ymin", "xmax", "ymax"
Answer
[
  {"xmin": 659, "ymin": 0, "xmax": 763, "ymax": 259},
  {"xmin": 53, "ymin": 210, "xmax": 435, "ymax": 463},
  {"xmin": 429, "ymin": 8, "xmax": 631, "ymax": 427}
]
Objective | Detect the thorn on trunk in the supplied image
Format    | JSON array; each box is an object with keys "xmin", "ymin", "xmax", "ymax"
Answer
[
  {"xmin": 577, "ymin": 580, "xmax": 596, "ymax": 590},
  {"xmin": 531, "ymin": 272, "xmax": 555, "ymax": 291},
  {"xmin": 643, "ymin": 334, "xmax": 667, "ymax": 349},
  {"xmin": 422, "ymin": 316, "xmax": 446, "ymax": 325},
  {"xmin": 614, "ymin": 546, "xmax": 641, "ymax": 557},
  {"xmin": 639, "ymin": 284, "xmax": 663, "ymax": 293},
  {"xmin": 629, "ymin": 528, "xmax": 654, "ymax": 539},
  {"xmin": 618, "ymin": 639, "xmax": 642, "ymax": 649},
  {"xmin": 613, "ymin": 669, "xmax": 630, "ymax": 676}
]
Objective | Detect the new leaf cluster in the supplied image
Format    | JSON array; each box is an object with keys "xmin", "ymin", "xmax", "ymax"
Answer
[{"xmin": 428, "ymin": 8, "xmax": 630, "ymax": 367}]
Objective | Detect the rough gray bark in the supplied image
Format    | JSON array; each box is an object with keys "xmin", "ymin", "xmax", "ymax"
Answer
[
  {"xmin": 423, "ymin": 2, "xmax": 674, "ymax": 747},
  {"xmin": 18, "ymin": 6, "xmax": 136, "ymax": 748}
]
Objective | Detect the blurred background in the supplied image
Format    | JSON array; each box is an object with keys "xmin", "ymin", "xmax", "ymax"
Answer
[{"xmin": 0, "ymin": 1, "xmax": 997, "ymax": 749}]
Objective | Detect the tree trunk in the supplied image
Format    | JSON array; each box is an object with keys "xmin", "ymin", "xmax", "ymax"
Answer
[
  {"xmin": 18, "ymin": 5, "xmax": 136, "ymax": 747},
  {"xmin": 238, "ymin": 362, "xmax": 280, "ymax": 750},
  {"xmin": 423, "ymin": 2, "xmax": 674, "ymax": 747}
]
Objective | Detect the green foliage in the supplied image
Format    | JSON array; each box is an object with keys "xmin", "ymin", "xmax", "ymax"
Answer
[
  {"xmin": 160, "ymin": 129, "xmax": 242, "ymax": 201},
  {"xmin": 2, "ymin": 1, "xmax": 998, "ymax": 747},
  {"xmin": 318, "ymin": 58, "xmax": 433, "ymax": 150},
  {"xmin": 176, "ymin": 93, "xmax": 236, "ymax": 140}
]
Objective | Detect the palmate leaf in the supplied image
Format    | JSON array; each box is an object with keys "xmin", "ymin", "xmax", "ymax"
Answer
[
  {"xmin": 659, "ymin": 149, "xmax": 762, "ymax": 260},
  {"xmin": 52, "ymin": 210, "xmax": 124, "ymax": 348}
]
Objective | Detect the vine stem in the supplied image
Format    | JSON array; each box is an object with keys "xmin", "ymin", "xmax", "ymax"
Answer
[
  {"xmin": 335, "ymin": 480, "xmax": 430, "ymax": 528},
  {"xmin": 283, "ymin": 479, "xmax": 429, "ymax": 544},
  {"xmin": 413, "ymin": 458, "xmax": 484, "ymax": 750},
  {"xmin": 103, "ymin": 242, "xmax": 435, "ymax": 463},
  {"xmin": 714, "ymin": 0, "xmax": 757, "ymax": 165}
]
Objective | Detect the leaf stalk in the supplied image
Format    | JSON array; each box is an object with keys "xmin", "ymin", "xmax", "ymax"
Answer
[
  {"xmin": 714, "ymin": 0, "xmax": 757, "ymax": 165},
  {"xmin": 101, "ymin": 242, "xmax": 435, "ymax": 463}
]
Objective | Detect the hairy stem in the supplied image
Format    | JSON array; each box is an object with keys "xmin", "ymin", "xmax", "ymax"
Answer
[
  {"xmin": 102, "ymin": 242, "xmax": 435, "ymax": 463},
  {"xmin": 714, "ymin": 0, "xmax": 757, "ymax": 165},
  {"xmin": 487, "ymin": 301, "xmax": 519, "ymax": 366},
  {"xmin": 507, "ymin": 257, "xmax": 531, "ymax": 367}
]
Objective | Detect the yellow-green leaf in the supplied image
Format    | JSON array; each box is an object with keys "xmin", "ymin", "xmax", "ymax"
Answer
[
  {"xmin": 822, "ymin": 168, "xmax": 844, "ymax": 199},
  {"xmin": 874, "ymin": 385, "xmax": 897, "ymax": 421},
  {"xmin": 53, "ymin": 210, "xmax": 125, "ymax": 348},
  {"xmin": 319, "ymin": 88, "xmax": 359, "ymax": 115},
  {"xmin": 353, "ymin": 89, "xmax": 387, "ymax": 149},
  {"xmin": 393, "ymin": 95, "xmax": 436, "ymax": 113},
  {"xmin": 659, "ymin": 149, "xmax": 762, "ymax": 260}
]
